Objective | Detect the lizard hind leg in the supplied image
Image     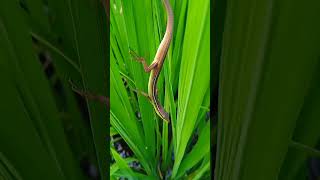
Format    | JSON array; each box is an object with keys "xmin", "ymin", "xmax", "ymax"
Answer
[
  {"xmin": 68, "ymin": 79, "xmax": 109, "ymax": 108},
  {"xmin": 132, "ymin": 88, "xmax": 151, "ymax": 101}
]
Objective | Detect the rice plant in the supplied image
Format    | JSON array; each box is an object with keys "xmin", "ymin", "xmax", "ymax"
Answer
[
  {"xmin": 214, "ymin": 0, "xmax": 320, "ymax": 179},
  {"xmin": 2, "ymin": 0, "xmax": 320, "ymax": 179},
  {"xmin": 110, "ymin": 0, "xmax": 210, "ymax": 179},
  {"xmin": 0, "ymin": 0, "xmax": 108, "ymax": 179}
]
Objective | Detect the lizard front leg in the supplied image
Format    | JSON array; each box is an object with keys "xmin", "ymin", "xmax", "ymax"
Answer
[{"xmin": 129, "ymin": 49, "xmax": 157, "ymax": 72}]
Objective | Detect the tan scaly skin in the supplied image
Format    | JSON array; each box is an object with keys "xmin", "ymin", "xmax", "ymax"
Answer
[{"xmin": 130, "ymin": 0, "xmax": 174, "ymax": 123}]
